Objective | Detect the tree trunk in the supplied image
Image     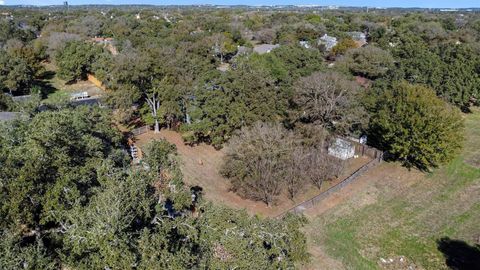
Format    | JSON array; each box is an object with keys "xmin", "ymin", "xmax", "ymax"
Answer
[
  {"xmin": 146, "ymin": 94, "xmax": 161, "ymax": 134},
  {"xmin": 154, "ymin": 119, "xmax": 160, "ymax": 133}
]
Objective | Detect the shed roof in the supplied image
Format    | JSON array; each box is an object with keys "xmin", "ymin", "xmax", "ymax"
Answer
[
  {"xmin": 253, "ymin": 44, "xmax": 280, "ymax": 54},
  {"xmin": 0, "ymin": 112, "xmax": 23, "ymax": 122},
  {"xmin": 12, "ymin": 95, "xmax": 32, "ymax": 102}
]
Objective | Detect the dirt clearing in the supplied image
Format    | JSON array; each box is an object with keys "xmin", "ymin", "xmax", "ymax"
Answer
[{"xmin": 135, "ymin": 129, "xmax": 371, "ymax": 217}]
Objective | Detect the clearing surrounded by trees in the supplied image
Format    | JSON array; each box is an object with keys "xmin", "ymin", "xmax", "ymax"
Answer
[{"xmin": 135, "ymin": 129, "xmax": 372, "ymax": 217}]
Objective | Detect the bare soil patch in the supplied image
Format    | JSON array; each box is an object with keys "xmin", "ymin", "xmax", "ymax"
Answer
[
  {"xmin": 302, "ymin": 162, "xmax": 422, "ymax": 218},
  {"xmin": 135, "ymin": 129, "xmax": 371, "ymax": 217}
]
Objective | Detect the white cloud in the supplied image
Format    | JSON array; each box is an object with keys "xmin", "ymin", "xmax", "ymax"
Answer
[{"xmin": 0, "ymin": 0, "xmax": 4, "ymax": 5}]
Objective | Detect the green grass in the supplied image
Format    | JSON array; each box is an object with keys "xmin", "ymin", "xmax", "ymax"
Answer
[
  {"xmin": 40, "ymin": 62, "xmax": 103, "ymax": 104},
  {"xmin": 321, "ymin": 219, "xmax": 379, "ymax": 270},
  {"xmin": 42, "ymin": 91, "xmax": 70, "ymax": 105},
  {"xmin": 463, "ymin": 109, "xmax": 480, "ymax": 167},
  {"xmin": 307, "ymin": 110, "xmax": 480, "ymax": 269}
]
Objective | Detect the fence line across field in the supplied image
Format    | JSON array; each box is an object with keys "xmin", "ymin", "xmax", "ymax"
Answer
[{"xmin": 277, "ymin": 152, "xmax": 382, "ymax": 218}]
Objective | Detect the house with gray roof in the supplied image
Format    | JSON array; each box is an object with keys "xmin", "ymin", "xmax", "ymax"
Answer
[
  {"xmin": 0, "ymin": 112, "xmax": 23, "ymax": 122},
  {"xmin": 318, "ymin": 34, "xmax": 338, "ymax": 51},
  {"xmin": 253, "ymin": 44, "xmax": 280, "ymax": 54},
  {"xmin": 328, "ymin": 137, "xmax": 355, "ymax": 160},
  {"xmin": 347, "ymin": 31, "xmax": 367, "ymax": 47}
]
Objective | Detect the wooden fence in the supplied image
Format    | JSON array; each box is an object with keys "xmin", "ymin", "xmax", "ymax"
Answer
[
  {"xmin": 341, "ymin": 136, "xmax": 384, "ymax": 160},
  {"xmin": 277, "ymin": 152, "xmax": 383, "ymax": 217},
  {"xmin": 87, "ymin": 73, "xmax": 108, "ymax": 92},
  {"xmin": 131, "ymin": 125, "xmax": 151, "ymax": 136}
]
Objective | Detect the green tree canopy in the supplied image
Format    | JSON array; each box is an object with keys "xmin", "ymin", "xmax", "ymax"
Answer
[
  {"xmin": 0, "ymin": 40, "xmax": 43, "ymax": 95},
  {"xmin": 0, "ymin": 107, "xmax": 125, "ymax": 228},
  {"xmin": 0, "ymin": 107, "xmax": 309, "ymax": 269},
  {"xmin": 55, "ymin": 40, "xmax": 104, "ymax": 82},
  {"xmin": 186, "ymin": 59, "xmax": 287, "ymax": 147},
  {"xmin": 369, "ymin": 82, "xmax": 464, "ymax": 170},
  {"xmin": 338, "ymin": 45, "xmax": 395, "ymax": 80}
]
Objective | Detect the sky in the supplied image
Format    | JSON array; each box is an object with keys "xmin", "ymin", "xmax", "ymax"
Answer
[{"xmin": 1, "ymin": 0, "xmax": 479, "ymax": 8}]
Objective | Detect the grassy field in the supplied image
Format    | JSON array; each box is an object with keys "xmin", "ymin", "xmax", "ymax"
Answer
[
  {"xmin": 305, "ymin": 110, "xmax": 480, "ymax": 269},
  {"xmin": 40, "ymin": 62, "xmax": 104, "ymax": 104}
]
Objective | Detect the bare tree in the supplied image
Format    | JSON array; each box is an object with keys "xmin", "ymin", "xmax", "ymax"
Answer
[
  {"xmin": 306, "ymin": 150, "xmax": 345, "ymax": 189},
  {"xmin": 222, "ymin": 122, "xmax": 296, "ymax": 206},
  {"xmin": 284, "ymin": 147, "xmax": 309, "ymax": 200},
  {"xmin": 222, "ymin": 122, "xmax": 346, "ymax": 205},
  {"xmin": 293, "ymin": 71, "xmax": 367, "ymax": 134},
  {"xmin": 248, "ymin": 158, "xmax": 283, "ymax": 206},
  {"xmin": 254, "ymin": 28, "xmax": 277, "ymax": 44}
]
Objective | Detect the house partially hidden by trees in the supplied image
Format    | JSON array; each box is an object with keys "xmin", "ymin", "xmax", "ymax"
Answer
[
  {"xmin": 236, "ymin": 45, "xmax": 251, "ymax": 56},
  {"xmin": 347, "ymin": 32, "xmax": 367, "ymax": 47},
  {"xmin": 299, "ymin": 40, "xmax": 311, "ymax": 49},
  {"xmin": 318, "ymin": 34, "xmax": 338, "ymax": 51},
  {"xmin": 90, "ymin": 37, "xmax": 118, "ymax": 55},
  {"xmin": 253, "ymin": 44, "xmax": 280, "ymax": 54}
]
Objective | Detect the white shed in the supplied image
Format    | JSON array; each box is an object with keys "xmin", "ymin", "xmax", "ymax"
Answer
[{"xmin": 328, "ymin": 138, "xmax": 355, "ymax": 160}]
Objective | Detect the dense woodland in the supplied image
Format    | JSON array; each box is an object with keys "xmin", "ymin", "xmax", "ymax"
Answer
[{"xmin": 0, "ymin": 6, "xmax": 478, "ymax": 269}]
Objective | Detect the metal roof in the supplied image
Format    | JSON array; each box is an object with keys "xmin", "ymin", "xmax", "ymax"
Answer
[
  {"xmin": 253, "ymin": 44, "xmax": 280, "ymax": 54},
  {"xmin": 0, "ymin": 112, "xmax": 22, "ymax": 122}
]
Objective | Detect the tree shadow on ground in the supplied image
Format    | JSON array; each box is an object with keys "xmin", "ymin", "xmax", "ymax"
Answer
[
  {"xmin": 34, "ymin": 79, "xmax": 57, "ymax": 98},
  {"xmin": 437, "ymin": 237, "xmax": 480, "ymax": 270},
  {"xmin": 39, "ymin": 70, "xmax": 56, "ymax": 80}
]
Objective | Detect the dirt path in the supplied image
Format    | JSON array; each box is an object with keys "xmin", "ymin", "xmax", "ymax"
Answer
[
  {"xmin": 135, "ymin": 130, "xmax": 371, "ymax": 217},
  {"xmin": 135, "ymin": 130, "xmax": 277, "ymax": 216}
]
